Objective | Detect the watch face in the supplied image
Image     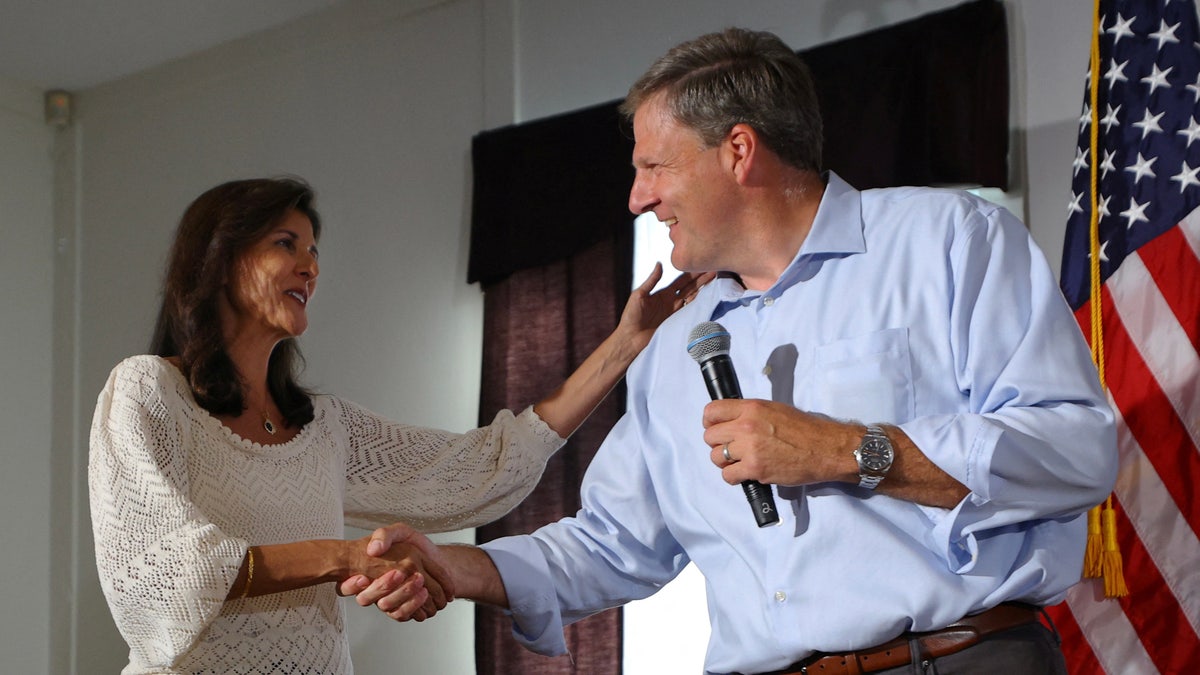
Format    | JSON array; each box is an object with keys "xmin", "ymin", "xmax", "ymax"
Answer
[{"xmin": 859, "ymin": 438, "xmax": 893, "ymax": 471}]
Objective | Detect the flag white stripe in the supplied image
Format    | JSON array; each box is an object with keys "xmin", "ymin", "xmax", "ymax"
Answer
[
  {"xmin": 1181, "ymin": 207, "xmax": 1200, "ymax": 259},
  {"xmin": 1106, "ymin": 249, "xmax": 1200, "ymax": 450},
  {"xmin": 1067, "ymin": 581, "xmax": 1157, "ymax": 675},
  {"xmin": 1109, "ymin": 399, "xmax": 1200, "ymax": 638}
]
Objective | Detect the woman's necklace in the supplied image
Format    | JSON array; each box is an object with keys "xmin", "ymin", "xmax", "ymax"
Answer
[{"xmin": 262, "ymin": 410, "xmax": 277, "ymax": 435}]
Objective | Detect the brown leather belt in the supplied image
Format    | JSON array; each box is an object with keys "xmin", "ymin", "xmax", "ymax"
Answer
[{"xmin": 764, "ymin": 602, "xmax": 1041, "ymax": 675}]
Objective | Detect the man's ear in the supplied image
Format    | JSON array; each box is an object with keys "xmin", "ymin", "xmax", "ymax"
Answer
[{"xmin": 724, "ymin": 123, "xmax": 758, "ymax": 185}]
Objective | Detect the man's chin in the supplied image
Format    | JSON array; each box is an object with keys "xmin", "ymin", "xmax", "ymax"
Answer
[
  {"xmin": 669, "ymin": 253, "xmax": 693, "ymax": 272},
  {"xmin": 670, "ymin": 258, "xmax": 708, "ymax": 275}
]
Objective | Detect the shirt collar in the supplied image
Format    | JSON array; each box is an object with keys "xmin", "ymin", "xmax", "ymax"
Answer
[
  {"xmin": 710, "ymin": 171, "xmax": 864, "ymax": 310},
  {"xmin": 802, "ymin": 171, "xmax": 865, "ymax": 257}
]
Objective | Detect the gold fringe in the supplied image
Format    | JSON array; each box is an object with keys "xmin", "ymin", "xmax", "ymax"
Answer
[
  {"xmin": 1101, "ymin": 499, "xmax": 1128, "ymax": 598},
  {"xmin": 1084, "ymin": 504, "xmax": 1103, "ymax": 578},
  {"xmin": 1087, "ymin": 0, "xmax": 1104, "ymax": 373},
  {"xmin": 1078, "ymin": 0, "xmax": 1126, "ymax": 604}
]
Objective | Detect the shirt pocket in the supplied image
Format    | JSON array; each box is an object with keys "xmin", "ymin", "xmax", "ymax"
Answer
[{"xmin": 812, "ymin": 327, "xmax": 915, "ymax": 424}]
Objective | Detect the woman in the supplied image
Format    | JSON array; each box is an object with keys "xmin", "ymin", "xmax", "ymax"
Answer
[{"xmin": 89, "ymin": 177, "xmax": 708, "ymax": 674}]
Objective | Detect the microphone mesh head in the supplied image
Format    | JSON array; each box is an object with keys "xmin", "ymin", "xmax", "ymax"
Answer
[{"xmin": 686, "ymin": 321, "xmax": 731, "ymax": 362}]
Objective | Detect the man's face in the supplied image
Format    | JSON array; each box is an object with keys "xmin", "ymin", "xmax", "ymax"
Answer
[{"xmin": 628, "ymin": 96, "xmax": 738, "ymax": 274}]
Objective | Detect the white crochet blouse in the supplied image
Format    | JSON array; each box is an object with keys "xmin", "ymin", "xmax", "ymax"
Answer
[{"xmin": 89, "ymin": 355, "xmax": 564, "ymax": 674}]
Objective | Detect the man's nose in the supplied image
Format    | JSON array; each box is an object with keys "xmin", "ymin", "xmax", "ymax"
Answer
[{"xmin": 628, "ymin": 173, "xmax": 658, "ymax": 215}]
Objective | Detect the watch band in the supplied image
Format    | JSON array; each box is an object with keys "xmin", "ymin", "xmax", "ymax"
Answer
[{"xmin": 859, "ymin": 470, "xmax": 886, "ymax": 490}]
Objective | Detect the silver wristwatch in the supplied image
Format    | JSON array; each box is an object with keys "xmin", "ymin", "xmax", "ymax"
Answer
[{"xmin": 853, "ymin": 424, "xmax": 894, "ymax": 490}]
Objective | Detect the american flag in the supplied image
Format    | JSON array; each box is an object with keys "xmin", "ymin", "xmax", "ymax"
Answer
[{"xmin": 1049, "ymin": 0, "xmax": 1200, "ymax": 673}]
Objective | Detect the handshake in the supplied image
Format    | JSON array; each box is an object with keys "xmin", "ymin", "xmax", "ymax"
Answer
[{"xmin": 337, "ymin": 522, "xmax": 464, "ymax": 622}]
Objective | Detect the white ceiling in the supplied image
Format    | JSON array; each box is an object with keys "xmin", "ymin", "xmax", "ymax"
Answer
[{"xmin": 0, "ymin": 0, "xmax": 346, "ymax": 91}]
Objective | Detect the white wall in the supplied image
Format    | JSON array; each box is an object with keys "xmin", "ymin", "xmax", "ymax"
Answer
[
  {"xmin": 18, "ymin": 0, "xmax": 1095, "ymax": 672},
  {"xmin": 0, "ymin": 76, "xmax": 54, "ymax": 674}
]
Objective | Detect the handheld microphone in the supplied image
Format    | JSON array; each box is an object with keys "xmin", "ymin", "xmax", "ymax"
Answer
[{"xmin": 686, "ymin": 321, "xmax": 780, "ymax": 527}]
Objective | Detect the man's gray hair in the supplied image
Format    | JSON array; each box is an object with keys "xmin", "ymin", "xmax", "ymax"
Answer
[{"xmin": 620, "ymin": 27, "xmax": 823, "ymax": 173}]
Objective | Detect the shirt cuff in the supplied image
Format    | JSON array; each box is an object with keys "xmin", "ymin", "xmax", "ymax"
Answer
[
  {"xmin": 516, "ymin": 405, "xmax": 569, "ymax": 455},
  {"xmin": 480, "ymin": 535, "xmax": 567, "ymax": 656}
]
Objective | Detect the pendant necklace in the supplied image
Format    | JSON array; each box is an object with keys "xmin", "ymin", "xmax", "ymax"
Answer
[{"xmin": 262, "ymin": 410, "xmax": 277, "ymax": 435}]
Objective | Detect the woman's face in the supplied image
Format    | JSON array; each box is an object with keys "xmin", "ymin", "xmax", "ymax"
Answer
[{"xmin": 222, "ymin": 209, "xmax": 320, "ymax": 344}]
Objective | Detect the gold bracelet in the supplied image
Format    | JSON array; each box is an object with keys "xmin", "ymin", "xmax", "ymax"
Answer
[{"xmin": 240, "ymin": 547, "xmax": 255, "ymax": 599}]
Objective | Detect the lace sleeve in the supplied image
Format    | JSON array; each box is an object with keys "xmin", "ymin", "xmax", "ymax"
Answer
[
  {"xmin": 88, "ymin": 357, "xmax": 246, "ymax": 670},
  {"xmin": 334, "ymin": 399, "xmax": 565, "ymax": 533}
]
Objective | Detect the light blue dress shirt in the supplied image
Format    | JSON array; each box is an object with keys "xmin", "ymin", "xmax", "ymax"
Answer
[{"xmin": 481, "ymin": 173, "xmax": 1117, "ymax": 674}]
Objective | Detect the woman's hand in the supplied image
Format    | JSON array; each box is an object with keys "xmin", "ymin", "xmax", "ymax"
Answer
[
  {"xmin": 338, "ymin": 523, "xmax": 454, "ymax": 621},
  {"xmin": 529, "ymin": 264, "xmax": 714, "ymax": 439},
  {"xmin": 616, "ymin": 264, "xmax": 715, "ymax": 355},
  {"xmin": 344, "ymin": 537, "xmax": 509, "ymax": 622}
]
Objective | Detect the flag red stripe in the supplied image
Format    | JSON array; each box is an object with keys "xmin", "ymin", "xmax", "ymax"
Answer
[
  {"xmin": 1076, "ymin": 288, "xmax": 1200, "ymax": 539},
  {"xmin": 1045, "ymin": 603, "xmax": 1104, "ymax": 674},
  {"xmin": 1135, "ymin": 224, "xmax": 1200, "ymax": 351},
  {"xmin": 1112, "ymin": 498, "xmax": 1200, "ymax": 673}
]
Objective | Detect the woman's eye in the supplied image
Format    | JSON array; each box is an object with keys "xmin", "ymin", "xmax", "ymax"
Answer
[{"xmin": 276, "ymin": 239, "xmax": 295, "ymax": 250}]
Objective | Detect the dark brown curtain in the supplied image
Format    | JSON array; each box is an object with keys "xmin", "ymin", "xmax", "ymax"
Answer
[
  {"xmin": 803, "ymin": 0, "xmax": 1009, "ymax": 190},
  {"xmin": 469, "ymin": 1, "xmax": 1007, "ymax": 672},
  {"xmin": 474, "ymin": 229, "xmax": 633, "ymax": 674},
  {"xmin": 468, "ymin": 101, "xmax": 635, "ymax": 287}
]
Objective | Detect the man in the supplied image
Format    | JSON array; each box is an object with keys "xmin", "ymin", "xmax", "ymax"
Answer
[{"xmin": 351, "ymin": 28, "xmax": 1117, "ymax": 674}]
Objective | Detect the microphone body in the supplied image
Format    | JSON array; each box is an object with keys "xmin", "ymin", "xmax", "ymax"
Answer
[{"xmin": 687, "ymin": 322, "xmax": 780, "ymax": 528}]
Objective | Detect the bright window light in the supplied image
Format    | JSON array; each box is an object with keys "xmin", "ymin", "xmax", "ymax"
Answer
[
  {"xmin": 631, "ymin": 212, "xmax": 683, "ymax": 291},
  {"xmin": 624, "ymin": 211, "xmax": 710, "ymax": 675}
]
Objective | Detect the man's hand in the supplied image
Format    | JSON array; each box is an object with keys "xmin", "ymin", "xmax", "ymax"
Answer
[
  {"xmin": 338, "ymin": 523, "xmax": 454, "ymax": 622},
  {"xmin": 702, "ymin": 398, "xmax": 860, "ymax": 486},
  {"xmin": 703, "ymin": 399, "xmax": 969, "ymax": 508},
  {"xmin": 344, "ymin": 535, "xmax": 511, "ymax": 622}
]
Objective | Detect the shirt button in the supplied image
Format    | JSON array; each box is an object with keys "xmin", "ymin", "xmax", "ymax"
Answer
[
  {"xmin": 763, "ymin": 296, "xmax": 775, "ymax": 306},
  {"xmin": 775, "ymin": 591, "xmax": 787, "ymax": 603}
]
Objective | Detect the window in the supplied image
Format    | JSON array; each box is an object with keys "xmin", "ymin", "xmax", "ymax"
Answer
[{"xmin": 624, "ymin": 212, "xmax": 710, "ymax": 674}]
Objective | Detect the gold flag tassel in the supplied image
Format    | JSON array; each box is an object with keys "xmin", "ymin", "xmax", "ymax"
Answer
[
  {"xmin": 1083, "ymin": 504, "xmax": 1103, "ymax": 578},
  {"xmin": 1101, "ymin": 497, "xmax": 1129, "ymax": 597},
  {"xmin": 1084, "ymin": 0, "xmax": 1126, "ymax": 600}
]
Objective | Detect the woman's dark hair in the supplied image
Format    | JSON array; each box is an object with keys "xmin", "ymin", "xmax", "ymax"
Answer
[{"xmin": 149, "ymin": 177, "xmax": 322, "ymax": 428}]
